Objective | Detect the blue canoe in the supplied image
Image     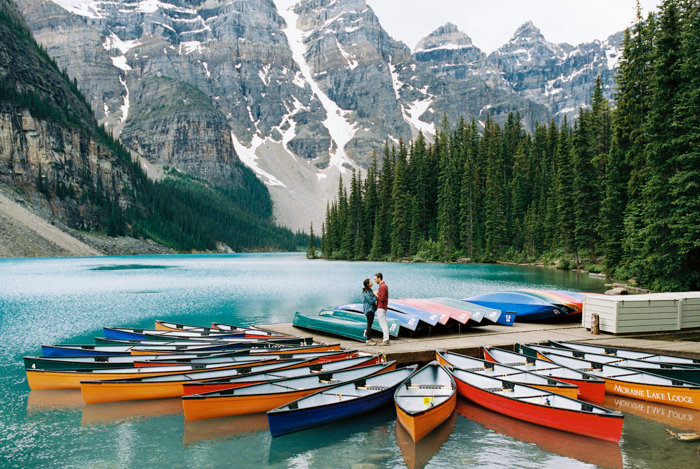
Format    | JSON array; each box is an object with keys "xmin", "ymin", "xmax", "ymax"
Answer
[
  {"xmin": 267, "ymin": 364, "xmax": 418, "ymax": 437},
  {"xmin": 462, "ymin": 291, "xmax": 568, "ymax": 322},
  {"xmin": 335, "ymin": 304, "xmax": 427, "ymax": 332},
  {"xmin": 388, "ymin": 300, "xmax": 445, "ymax": 327}
]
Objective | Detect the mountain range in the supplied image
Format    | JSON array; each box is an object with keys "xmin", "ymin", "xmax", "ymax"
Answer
[{"xmin": 14, "ymin": 0, "xmax": 624, "ymax": 232}]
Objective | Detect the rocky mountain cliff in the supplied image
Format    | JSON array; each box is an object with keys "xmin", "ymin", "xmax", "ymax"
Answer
[
  {"xmin": 0, "ymin": 0, "xmax": 137, "ymax": 230},
  {"xmin": 15, "ymin": 0, "xmax": 624, "ymax": 231}
]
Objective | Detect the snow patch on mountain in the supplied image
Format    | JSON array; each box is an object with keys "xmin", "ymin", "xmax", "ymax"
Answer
[
  {"xmin": 231, "ymin": 133, "xmax": 286, "ymax": 187},
  {"xmin": 276, "ymin": 0, "xmax": 357, "ymax": 172}
]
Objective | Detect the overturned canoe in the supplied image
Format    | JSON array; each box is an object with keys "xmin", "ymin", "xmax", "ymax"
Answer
[
  {"xmin": 335, "ymin": 303, "xmax": 426, "ymax": 332},
  {"xmin": 393, "ymin": 299, "xmax": 470, "ymax": 325},
  {"xmin": 182, "ymin": 355, "xmax": 385, "ymax": 396},
  {"xmin": 463, "ymin": 291, "xmax": 569, "ymax": 322},
  {"xmin": 430, "ymin": 298, "xmax": 513, "ymax": 327},
  {"xmin": 435, "ymin": 350, "xmax": 578, "ymax": 399},
  {"xmin": 394, "ymin": 361, "xmax": 456, "ymax": 443},
  {"xmin": 80, "ymin": 358, "xmax": 313, "ymax": 403},
  {"xmin": 268, "ymin": 365, "xmax": 418, "ymax": 437},
  {"xmin": 525, "ymin": 345, "xmax": 700, "ymax": 411},
  {"xmin": 293, "ymin": 310, "xmax": 400, "ymax": 342},
  {"xmin": 448, "ymin": 366, "xmax": 623, "ymax": 443},
  {"xmin": 388, "ymin": 300, "xmax": 446, "ymax": 327},
  {"xmin": 482, "ymin": 346, "xmax": 606, "ymax": 403},
  {"xmin": 182, "ymin": 361, "xmax": 396, "ymax": 421}
]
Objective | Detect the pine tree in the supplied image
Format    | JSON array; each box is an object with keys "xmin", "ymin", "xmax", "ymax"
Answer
[{"xmin": 307, "ymin": 223, "xmax": 317, "ymax": 259}]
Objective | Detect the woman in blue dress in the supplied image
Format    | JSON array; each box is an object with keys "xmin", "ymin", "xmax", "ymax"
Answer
[{"xmin": 362, "ymin": 278, "xmax": 378, "ymax": 345}]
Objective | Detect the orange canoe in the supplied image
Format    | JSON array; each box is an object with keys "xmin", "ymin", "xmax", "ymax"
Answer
[
  {"xmin": 182, "ymin": 362, "xmax": 396, "ymax": 421},
  {"xmin": 395, "ymin": 361, "xmax": 457, "ymax": 442},
  {"xmin": 80, "ymin": 358, "xmax": 312, "ymax": 404},
  {"xmin": 26, "ymin": 359, "xmax": 279, "ymax": 390}
]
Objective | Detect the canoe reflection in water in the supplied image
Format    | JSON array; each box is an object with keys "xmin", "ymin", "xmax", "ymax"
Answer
[
  {"xmin": 26, "ymin": 390, "xmax": 85, "ymax": 414},
  {"xmin": 81, "ymin": 398, "xmax": 183, "ymax": 426},
  {"xmin": 395, "ymin": 411, "xmax": 456, "ymax": 469},
  {"xmin": 268, "ymin": 407, "xmax": 395, "ymax": 465},
  {"xmin": 604, "ymin": 394, "xmax": 700, "ymax": 433},
  {"xmin": 183, "ymin": 413, "xmax": 269, "ymax": 446},
  {"xmin": 456, "ymin": 399, "xmax": 623, "ymax": 469}
]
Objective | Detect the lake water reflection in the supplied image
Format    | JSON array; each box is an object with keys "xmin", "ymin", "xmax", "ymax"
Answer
[{"xmin": 0, "ymin": 253, "xmax": 696, "ymax": 468}]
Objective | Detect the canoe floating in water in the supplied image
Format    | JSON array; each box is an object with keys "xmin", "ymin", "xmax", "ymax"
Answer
[
  {"xmin": 134, "ymin": 350, "xmax": 358, "ymax": 368},
  {"xmin": 24, "ymin": 350, "xmax": 251, "ymax": 371},
  {"xmin": 293, "ymin": 310, "xmax": 400, "ymax": 342},
  {"xmin": 462, "ymin": 291, "xmax": 569, "ymax": 322},
  {"xmin": 211, "ymin": 322, "xmax": 289, "ymax": 338},
  {"xmin": 523, "ymin": 344, "xmax": 700, "ymax": 411},
  {"xmin": 26, "ymin": 358, "xmax": 282, "ymax": 390},
  {"xmin": 103, "ymin": 327, "xmax": 245, "ymax": 341},
  {"xmin": 548, "ymin": 340, "xmax": 700, "ymax": 368},
  {"xmin": 394, "ymin": 361, "xmax": 457, "ymax": 443},
  {"xmin": 182, "ymin": 355, "xmax": 385, "ymax": 396},
  {"xmin": 182, "ymin": 361, "xmax": 396, "ymax": 421},
  {"xmin": 435, "ymin": 350, "xmax": 578, "ymax": 399},
  {"xmin": 447, "ymin": 366, "xmax": 624, "ymax": 443},
  {"xmin": 80, "ymin": 358, "xmax": 313, "ymax": 404},
  {"xmin": 482, "ymin": 346, "xmax": 606, "ymax": 403},
  {"xmin": 522, "ymin": 344, "xmax": 700, "ymax": 385},
  {"xmin": 130, "ymin": 343, "xmax": 340, "ymax": 356},
  {"xmin": 267, "ymin": 364, "xmax": 418, "ymax": 437},
  {"xmin": 155, "ymin": 320, "xmax": 281, "ymax": 339}
]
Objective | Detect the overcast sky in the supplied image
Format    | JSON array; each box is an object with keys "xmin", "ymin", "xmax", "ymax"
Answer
[{"xmin": 365, "ymin": 0, "xmax": 661, "ymax": 53}]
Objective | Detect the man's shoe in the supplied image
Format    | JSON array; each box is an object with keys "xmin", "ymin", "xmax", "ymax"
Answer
[
  {"xmin": 366, "ymin": 340, "xmax": 377, "ymax": 345},
  {"xmin": 378, "ymin": 340, "xmax": 390, "ymax": 346}
]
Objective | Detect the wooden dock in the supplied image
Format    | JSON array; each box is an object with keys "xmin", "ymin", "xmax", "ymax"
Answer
[{"xmin": 258, "ymin": 318, "xmax": 700, "ymax": 365}]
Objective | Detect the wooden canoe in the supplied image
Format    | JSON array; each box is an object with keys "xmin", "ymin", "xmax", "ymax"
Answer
[
  {"xmin": 394, "ymin": 361, "xmax": 457, "ymax": 443},
  {"xmin": 80, "ymin": 358, "xmax": 317, "ymax": 403},
  {"xmin": 26, "ymin": 358, "xmax": 281, "ymax": 390},
  {"xmin": 482, "ymin": 346, "xmax": 606, "ymax": 403},
  {"xmin": 523, "ymin": 344, "xmax": 700, "ymax": 384},
  {"xmin": 182, "ymin": 355, "xmax": 385, "ymax": 396},
  {"xmin": 528, "ymin": 346, "xmax": 700, "ymax": 411},
  {"xmin": 436, "ymin": 350, "xmax": 579, "ymax": 399},
  {"xmin": 182, "ymin": 362, "xmax": 396, "ymax": 421},
  {"xmin": 549, "ymin": 340, "xmax": 700, "ymax": 368},
  {"xmin": 447, "ymin": 366, "xmax": 624, "ymax": 443},
  {"xmin": 267, "ymin": 365, "xmax": 418, "ymax": 437}
]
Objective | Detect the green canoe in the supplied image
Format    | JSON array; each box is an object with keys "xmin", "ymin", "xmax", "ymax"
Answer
[{"xmin": 293, "ymin": 310, "xmax": 400, "ymax": 342}]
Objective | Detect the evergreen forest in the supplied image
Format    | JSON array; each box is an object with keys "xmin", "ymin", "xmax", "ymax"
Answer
[{"xmin": 320, "ymin": 0, "xmax": 700, "ymax": 292}]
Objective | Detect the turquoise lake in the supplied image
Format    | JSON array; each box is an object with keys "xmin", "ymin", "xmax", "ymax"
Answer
[{"xmin": 1, "ymin": 253, "xmax": 698, "ymax": 468}]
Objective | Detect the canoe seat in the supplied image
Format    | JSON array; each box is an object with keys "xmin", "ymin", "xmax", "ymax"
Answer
[
  {"xmin": 485, "ymin": 387, "xmax": 512, "ymax": 393},
  {"xmin": 408, "ymin": 384, "xmax": 452, "ymax": 390},
  {"xmin": 357, "ymin": 386, "xmax": 388, "ymax": 391}
]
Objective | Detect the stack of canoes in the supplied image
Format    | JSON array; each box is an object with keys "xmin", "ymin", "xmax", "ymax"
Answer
[
  {"xmin": 464, "ymin": 290, "xmax": 604, "ymax": 322},
  {"xmin": 295, "ymin": 297, "xmax": 510, "ymax": 342}
]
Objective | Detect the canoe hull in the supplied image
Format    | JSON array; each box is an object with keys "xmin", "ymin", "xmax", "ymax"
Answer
[
  {"xmin": 396, "ymin": 392, "xmax": 456, "ymax": 443},
  {"xmin": 268, "ymin": 386, "xmax": 396, "ymax": 437},
  {"xmin": 183, "ymin": 388, "xmax": 324, "ymax": 421},
  {"xmin": 604, "ymin": 378, "xmax": 700, "ymax": 411},
  {"xmin": 481, "ymin": 348, "xmax": 605, "ymax": 403},
  {"xmin": 81, "ymin": 381, "xmax": 187, "ymax": 404},
  {"xmin": 453, "ymin": 376, "xmax": 623, "ymax": 443}
]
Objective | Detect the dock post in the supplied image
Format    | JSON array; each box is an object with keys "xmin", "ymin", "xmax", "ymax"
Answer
[{"xmin": 591, "ymin": 313, "xmax": 600, "ymax": 335}]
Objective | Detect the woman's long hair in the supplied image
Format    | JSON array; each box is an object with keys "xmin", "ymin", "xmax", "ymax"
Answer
[{"xmin": 363, "ymin": 278, "xmax": 372, "ymax": 294}]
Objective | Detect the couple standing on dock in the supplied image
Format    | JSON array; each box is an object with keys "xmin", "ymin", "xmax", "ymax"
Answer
[{"xmin": 362, "ymin": 273, "xmax": 390, "ymax": 346}]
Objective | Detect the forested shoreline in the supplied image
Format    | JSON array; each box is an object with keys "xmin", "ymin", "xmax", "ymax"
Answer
[{"xmin": 320, "ymin": 0, "xmax": 699, "ymax": 292}]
